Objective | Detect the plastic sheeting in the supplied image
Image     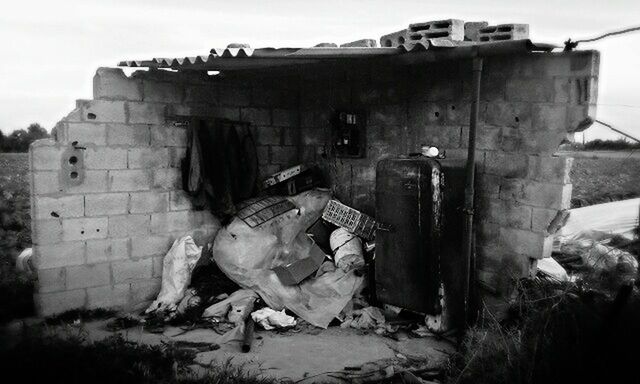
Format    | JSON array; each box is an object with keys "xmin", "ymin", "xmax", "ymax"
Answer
[
  {"xmin": 556, "ymin": 198, "xmax": 640, "ymax": 244},
  {"xmin": 146, "ymin": 236, "xmax": 202, "ymax": 313},
  {"xmin": 211, "ymin": 189, "xmax": 364, "ymax": 328}
]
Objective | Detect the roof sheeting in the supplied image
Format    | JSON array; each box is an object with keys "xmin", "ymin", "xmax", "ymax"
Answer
[{"xmin": 118, "ymin": 39, "xmax": 556, "ymax": 71}]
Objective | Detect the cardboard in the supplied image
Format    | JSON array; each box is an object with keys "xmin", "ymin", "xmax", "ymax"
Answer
[{"xmin": 272, "ymin": 243, "xmax": 327, "ymax": 285}]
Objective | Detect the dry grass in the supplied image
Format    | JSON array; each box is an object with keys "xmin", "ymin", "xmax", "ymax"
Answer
[{"xmin": 570, "ymin": 155, "xmax": 640, "ymax": 207}]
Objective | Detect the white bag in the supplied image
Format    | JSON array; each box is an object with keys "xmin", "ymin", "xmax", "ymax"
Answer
[{"xmin": 146, "ymin": 236, "xmax": 202, "ymax": 314}]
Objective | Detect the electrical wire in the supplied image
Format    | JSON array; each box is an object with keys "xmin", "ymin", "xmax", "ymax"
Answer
[{"xmin": 564, "ymin": 25, "xmax": 640, "ymax": 50}]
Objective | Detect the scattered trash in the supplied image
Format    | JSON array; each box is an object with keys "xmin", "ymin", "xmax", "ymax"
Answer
[
  {"xmin": 211, "ymin": 189, "xmax": 364, "ymax": 328},
  {"xmin": 322, "ymin": 199, "xmax": 379, "ymax": 240},
  {"xmin": 272, "ymin": 242, "xmax": 327, "ymax": 285},
  {"xmin": 559, "ymin": 239, "xmax": 638, "ymax": 276},
  {"xmin": 176, "ymin": 288, "xmax": 202, "ymax": 315},
  {"xmin": 536, "ymin": 257, "xmax": 569, "ymax": 282},
  {"xmin": 202, "ymin": 289, "xmax": 258, "ymax": 321},
  {"xmin": 330, "ymin": 228, "xmax": 365, "ymax": 272},
  {"xmin": 15, "ymin": 247, "xmax": 33, "ymax": 273},
  {"xmin": 251, "ymin": 307, "xmax": 297, "ymax": 330},
  {"xmin": 262, "ymin": 164, "xmax": 308, "ymax": 189},
  {"xmin": 341, "ymin": 306, "xmax": 385, "ymax": 330},
  {"xmin": 106, "ymin": 314, "xmax": 144, "ymax": 331},
  {"xmin": 146, "ymin": 236, "xmax": 203, "ymax": 314}
]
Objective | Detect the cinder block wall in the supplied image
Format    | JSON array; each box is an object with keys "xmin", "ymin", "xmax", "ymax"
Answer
[{"xmin": 30, "ymin": 50, "xmax": 598, "ymax": 315}]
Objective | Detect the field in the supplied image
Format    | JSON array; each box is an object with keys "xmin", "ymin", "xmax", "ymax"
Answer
[{"xmin": 0, "ymin": 153, "xmax": 33, "ymax": 321}]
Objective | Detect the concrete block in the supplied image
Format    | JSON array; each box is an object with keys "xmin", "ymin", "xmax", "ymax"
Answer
[
  {"xmin": 152, "ymin": 255, "xmax": 164, "ymax": 277},
  {"xmin": 408, "ymin": 19, "xmax": 465, "ymax": 41},
  {"xmin": 108, "ymin": 214, "xmax": 150, "ymax": 238},
  {"xmin": 106, "ymin": 124, "xmax": 150, "ymax": 146},
  {"xmin": 270, "ymin": 146, "xmax": 298, "ymax": 165},
  {"xmin": 486, "ymin": 199, "xmax": 532, "ymax": 230},
  {"xmin": 531, "ymin": 207, "xmax": 560, "ymax": 233},
  {"xmin": 129, "ymin": 191, "xmax": 169, "ymax": 213},
  {"xmin": 62, "ymin": 217, "xmax": 109, "ymax": 241},
  {"xmin": 31, "ymin": 145, "xmax": 63, "ymax": 170},
  {"xmin": 169, "ymin": 190, "xmax": 194, "ymax": 211},
  {"xmin": 478, "ymin": 24, "xmax": 529, "ymax": 42},
  {"xmin": 87, "ymin": 284, "xmax": 130, "ymax": 309},
  {"xmin": 464, "ymin": 21, "xmax": 488, "ymax": 41},
  {"xmin": 85, "ymin": 193, "xmax": 129, "ymax": 216},
  {"xmin": 499, "ymin": 227, "xmax": 553, "ymax": 259},
  {"xmin": 184, "ymin": 85, "xmax": 218, "ymax": 104},
  {"xmin": 484, "ymin": 102, "xmax": 532, "ymax": 129},
  {"xmin": 380, "ymin": 29, "xmax": 408, "ymax": 47},
  {"xmin": 32, "ymin": 219, "xmax": 63, "ymax": 245},
  {"xmin": 569, "ymin": 51, "xmax": 600, "ymax": 77},
  {"xmin": 240, "ymin": 108, "xmax": 271, "ymax": 125},
  {"xmin": 150, "ymin": 211, "xmax": 198, "ymax": 234},
  {"xmin": 109, "ymin": 169, "xmax": 153, "ymax": 191},
  {"xmin": 532, "ymin": 104, "xmax": 567, "ymax": 131},
  {"xmin": 272, "ymin": 109, "xmax": 298, "ymax": 127},
  {"xmin": 168, "ymin": 147, "xmax": 187, "ymax": 167},
  {"xmin": 130, "ymin": 278, "xmax": 161, "ymax": 304},
  {"xmin": 35, "ymin": 289, "xmax": 86, "ymax": 316},
  {"xmin": 66, "ymin": 263, "xmax": 111, "ymax": 290},
  {"xmin": 527, "ymin": 156, "xmax": 572, "ymax": 184},
  {"xmin": 150, "ymin": 125, "xmax": 187, "ymax": 147},
  {"xmin": 152, "ymin": 168, "xmax": 181, "ymax": 190},
  {"xmin": 127, "ymin": 147, "xmax": 169, "ymax": 168},
  {"xmin": 93, "ymin": 67, "xmax": 142, "ymax": 101},
  {"xmin": 37, "ymin": 267, "xmax": 66, "ymax": 293},
  {"xmin": 112, "ymin": 258, "xmax": 153, "ymax": 283},
  {"xmin": 369, "ymin": 104, "xmax": 407, "ymax": 126},
  {"xmin": 340, "ymin": 39, "xmax": 377, "ymax": 47},
  {"xmin": 505, "ymin": 79, "xmax": 554, "ymax": 102},
  {"xmin": 35, "ymin": 241, "xmax": 85, "ymax": 269},
  {"xmin": 131, "ymin": 235, "xmax": 172, "ymax": 258},
  {"xmin": 519, "ymin": 181, "xmax": 572, "ymax": 210},
  {"xmin": 66, "ymin": 123, "xmax": 108, "ymax": 145},
  {"xmin": 143, "ymin": 81, "xmax": 183, "ymax": 103},
  {"xmin": 33, "ymin": 172, "xmax": 62, "ymax": 195},
  {"xmin": 127, "ymin": 102, "xmax": 166, "ymax": 124},
  {"xmin": 78, "ymin": 99, "xmax": 126, "ymax": 123},
  {"xmin": 86, "ymin": 238, "xmax": 129, "ymax": 263},
  {"xmin": 219, "ymin": 86, "xmax": 251, "ymax": 107},
  {"xmin": 484, "ymin": 151, "xmax": 528, "ymax": 178},
  {"xmin": 34, "ymin": 195, "xmax": 84, "ymax": 219},
  {"xmin": 65, "ymin": 170, "xmax": 109, "ymax": 194},
  {"xmin": 566, "ymin": 104, "xmax": 597, "ymax": 132},
  {"xmin": 84, "ymin": 147, "xmax": 128, "ymax": 169},
  {"xmin": 255, "ymin": 126, "xmax": 282, "ymax": 145}
]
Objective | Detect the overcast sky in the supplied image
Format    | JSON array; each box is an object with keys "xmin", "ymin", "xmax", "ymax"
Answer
[{"xmin": 1, "ymin": 0, "xmax": 639, "ymax": 140}]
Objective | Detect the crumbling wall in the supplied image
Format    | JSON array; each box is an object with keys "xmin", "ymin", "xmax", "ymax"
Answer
[
  {"xmin": 296, "ymin": 51, "xmax": 599, "ymax": 294},
  {"xmin": 30, "ymin": 50, "xmax": 598, "ymax": 315}
]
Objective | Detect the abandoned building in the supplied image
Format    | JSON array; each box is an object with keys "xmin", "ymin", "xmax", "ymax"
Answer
[{"xmin": 28, "ymin": 20, "xmax": 599, "ymax": 326}]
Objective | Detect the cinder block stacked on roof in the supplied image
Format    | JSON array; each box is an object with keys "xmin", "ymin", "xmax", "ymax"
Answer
[
  {"xmin": 380, "ymin": 30, "xmax": 408, "ymax": 48},
  {"xmin": 477, "ymin": 24, "xmax": 529, "ymax": 42},
  {"xmin": 408, "ymin": 19, "xmax": 465, "ymax": 42}
]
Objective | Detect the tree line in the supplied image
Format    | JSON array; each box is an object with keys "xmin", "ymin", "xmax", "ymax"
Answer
[{"xmin": 0, "ymin": 124, "xmax": 50, "ymax": 152}]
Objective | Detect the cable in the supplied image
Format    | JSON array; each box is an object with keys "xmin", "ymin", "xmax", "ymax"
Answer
[{"xmin": 564, "ymin": 25, "xmax": 640, "ymax": 51}]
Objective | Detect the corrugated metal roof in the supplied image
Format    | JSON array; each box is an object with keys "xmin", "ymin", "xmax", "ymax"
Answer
[{"xmin": 118, "ymin": 40, "xmax": 556, "ymax": 71}]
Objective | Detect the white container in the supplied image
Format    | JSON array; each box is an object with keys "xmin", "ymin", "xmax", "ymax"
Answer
[{"xmin": 329, "ymin": 228, "xmax": 364, "ymax": 271}]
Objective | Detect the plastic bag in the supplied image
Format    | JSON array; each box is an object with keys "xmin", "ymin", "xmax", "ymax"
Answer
[
  {"xmin": 251, "ymin": 307, "xmax": 297, "ymax": 330},
  {"xmin": 330, "ymin": 228, "xmax": 365, "ymax": 271},
  {"xmin": 146, "ymin": 236, "xmax": 202, "ymax": 314},
  {"xmin": 211, "ymin": 189, "xmax": 364, "ymax": 328}
]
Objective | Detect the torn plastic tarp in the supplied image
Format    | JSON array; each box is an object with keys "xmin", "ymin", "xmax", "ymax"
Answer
[
  {"xmin": 556, "ymin": 198, "xmax": 640, "ymax": 244},
  {"xmin": 211, "ymin": 189, "xmax": 364, "ymax": 328},
  {"xmin": 146, "ymin": 236, "xmax": 202, "ymax": 314}
]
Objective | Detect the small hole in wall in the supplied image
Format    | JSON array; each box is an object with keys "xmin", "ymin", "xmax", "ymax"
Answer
[
  {"xmin": 81, "ymin": 230, "xmax": 85, "ymax": 234},
  {"xmin": 69, "ymin": 156, "xmax": 78, "ymax": 165},
  {"xmin": 96, "ymin": 229, "xmax": 100, "ymax": 232},
  {"xmin": 515, "ymin": 116, "xmax": 520, "ymax": 123},
  {"xmin": 70, "ymin": 171, "xmax": 78, "ymax": 179},
  {"xmin": 87, "ymin": 113, "xmax": 96, "ymax": 120},
  {"xmin": 451, "ymin": 105, "xmax": 456, "ymax": 110},
  {"xmin": 434, "ymin": 111, "xmax": 440, "ymax": 118},
  {"xmin": 50, "ymin": 211, "xmax": 59, "ymax": 218},
  {"xmin": 72, "ymin": 141, "xmax": 78, "ymax": 146}
]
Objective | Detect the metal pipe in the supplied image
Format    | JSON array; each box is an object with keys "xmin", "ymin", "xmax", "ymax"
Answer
[
  {"xmin": 595, "ymin": 119, "xmax": 640, "ymax": 144},
  {"xmin": 462, "ymin": 57, "xmax": 483, "ymax": 326}
]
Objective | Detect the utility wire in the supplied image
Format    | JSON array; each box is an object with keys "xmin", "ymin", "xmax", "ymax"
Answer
[{"xmin": 564, "ymin": 25, "xmax": 640, "ymax": 50}]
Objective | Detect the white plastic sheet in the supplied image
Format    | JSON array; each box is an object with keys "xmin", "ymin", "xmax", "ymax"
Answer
[
  {"xmin": 251, "ymin": 307, "xmax": 297, "ymax": 330},
  {"xmin": 146, "ymin": 236, "xmax": 202, "ymax": 314},
  {"xmin": 211, "ymin": 189, "xmax": 364, "ymax": 328},
  {"xmin": 557, "ymin": 198, "xmax": 640, "ymax": 244}
]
